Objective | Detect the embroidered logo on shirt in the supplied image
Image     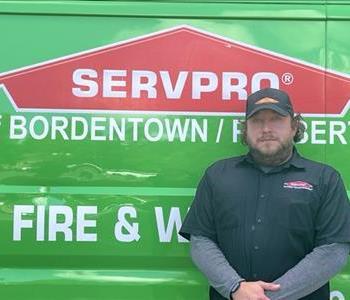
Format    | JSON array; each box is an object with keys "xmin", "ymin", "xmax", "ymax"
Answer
[{"xmin": 283, "ymin": 181, "xmax": 313, "ymax": 191}]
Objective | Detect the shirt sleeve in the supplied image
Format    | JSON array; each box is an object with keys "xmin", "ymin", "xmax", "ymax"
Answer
[
  {"xmin": 179, "ymin": 171, "xmax": 217, "ymax": 242},
  {"xmin": 190, "ymin": 235, "xmax": 245, "ymax": 299},
  {"xmin": 265, "ymin": 243, "xmax": 350, "ymax": 300},
  {"xmin": 315, "ymin": 169, "xmax": 350, "ymax": 248}
]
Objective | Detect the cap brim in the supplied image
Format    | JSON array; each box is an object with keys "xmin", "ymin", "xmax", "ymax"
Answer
[{"xmin": 246, "ymin": 104, "xmax": 289, "ymax": 119}]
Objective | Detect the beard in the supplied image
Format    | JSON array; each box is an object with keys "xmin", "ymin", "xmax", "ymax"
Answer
[{"xmin": 246, "ymin": 135, "xmax": 294, "ymax": 167}]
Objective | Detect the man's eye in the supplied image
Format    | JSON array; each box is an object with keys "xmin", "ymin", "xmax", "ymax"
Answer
[
  {"xmin": 272, "ymin": 116, "xmax": 282, "ymax": 121},
  {"xmin": 251, "ymin": 118, "xmax": 261, "ymax": 123}
]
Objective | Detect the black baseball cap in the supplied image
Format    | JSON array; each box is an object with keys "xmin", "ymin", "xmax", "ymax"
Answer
[{"xmin": 246, "ymin": 88, "xmax": 294, "ymax": 119}]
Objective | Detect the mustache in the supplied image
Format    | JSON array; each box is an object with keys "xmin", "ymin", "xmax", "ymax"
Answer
[{"xmin": 258, "ymin": 136, "xmax": 279, "ymax": 142}]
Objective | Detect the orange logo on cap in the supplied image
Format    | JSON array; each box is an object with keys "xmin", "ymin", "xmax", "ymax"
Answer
[{"xmin": 255, "ymin": 97, "xmax": 279, "ymax": 105}]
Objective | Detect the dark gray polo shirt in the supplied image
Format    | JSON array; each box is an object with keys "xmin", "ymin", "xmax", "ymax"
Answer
[{"xmin": 180, "ymin": 149, "xmax": 350, "ymax": 300}]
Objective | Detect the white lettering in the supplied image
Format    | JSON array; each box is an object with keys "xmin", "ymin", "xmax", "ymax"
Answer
[
  {"xmin": 160, "ymin": 71, "xmax": 188, "ymax": 99},
  {"xmin": 192, "ymin": 72, "xmax": 218, "ymax": 99},
  {"xmin": 51, "ymin": 116, "xmax": 69, "ymax": 140},
  {"xmin": 71, "ymin": 68, "xmax": 285, "ymax": 100},
  {"xmin": 154, "ymin": 207, "xmax": 187, "ymax": 243},
  {"xmin": 76, "ymin": 206, "xmax": 97, "ymax": 242},
  {"xmin": 71, "ymin": 116, "xmax": 89, "ymax": 140},
  {"xmin": 191, "ymin": 119, "xmax": 207, "ymax": 142},
  {"xmin": 330, "ymin": 290, "xmax": 345, "ymax": 300},
  {"xmin": 13, "ymin": 205, "xmax": 98, "ymax": 242},
  {"xmin": 103, "ymin": 70, "xmax": 127, "ymax": 98},
  {"xmin": 164, "ymin": 118, "xmax": 189, "ymax": 142},
  {"xmin": 311, "ymin": 121, "xmax": 327, "ymax": 144},
  {"xmin": 114, "ymin": 206, "xmax": 140, "ymax": 242},
  {"xmin": 72, "ymin": 69, "xmax": 98, "ymax": 97},
  {"xmin": 29, "ymin": 116, "xmax": 49, "ymax": 140},
  {"xmin": 91, "ymin": 117, "xmax": 106, "ymax": 141},
  {"xmin": 36, "ymin": 205, "xmax": 45, "ymax": 241},
  {"xmin": 128, "ymin": 117, "xmax": 143, "ymax": 141},
  {"xmin": 132, "ymin": 70, "xmax": 157, "ymax": 98},
  {"xmin": 232, "ymin": 119, "xmax": 242, "ymax": 143},
  {"xmin": 251, "ymin": 72, "xmax": 279, "ymax": 93},
  {"xmin": 10, "ymin": 115, "xmax": 27, "ymax": 139},
  {"xmin": 13, "ymin": 205, "xmax": 34, "ymax": 241},
  {"xmin": 144, "ymin": 118, "xmax": 163, "ymax": 142},
  {"xmin": 109, "ymin": 118, "xmax": 126, "ymax": 141},
  {"xmin": 48, "ymin": 206, "xmax": 73, "ymax": 241},
  {"xmin": 330, "ymin": 121, "xmax": 347, "ymax": 144},
  {"xmin": 222, "ymin": 72, "xmax": 247, "ymax": 100}
]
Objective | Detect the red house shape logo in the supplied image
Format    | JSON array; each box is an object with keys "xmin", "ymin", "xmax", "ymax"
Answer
[{"xmin": 0, "ymin": 25, "xmax": 349, "ymax": 116}]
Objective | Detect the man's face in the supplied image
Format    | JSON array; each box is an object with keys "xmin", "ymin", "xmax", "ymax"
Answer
[{"xmin": 246, "ymin": 109, "xmax": 297, "ymax": 158}]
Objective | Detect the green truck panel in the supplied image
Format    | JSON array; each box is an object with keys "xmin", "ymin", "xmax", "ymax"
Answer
[{"xmin": 0, "ymin": 1, "xmax": 349, "ymax": 299}]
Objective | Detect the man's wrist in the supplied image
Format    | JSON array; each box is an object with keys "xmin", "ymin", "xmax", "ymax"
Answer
[{"xmin": 230, "ymin": 280, "xmax": 245, "ymax": 299}]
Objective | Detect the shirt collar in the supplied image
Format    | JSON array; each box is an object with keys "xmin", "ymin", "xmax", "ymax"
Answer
[{"xmin": 288, "ymin": 148, "xmax": 306, "ymax": 169}]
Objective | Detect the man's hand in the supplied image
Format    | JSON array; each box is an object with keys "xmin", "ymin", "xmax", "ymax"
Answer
[{"xmin": 231, "ymin": 281, "xmax": 280, "ymax": 300}]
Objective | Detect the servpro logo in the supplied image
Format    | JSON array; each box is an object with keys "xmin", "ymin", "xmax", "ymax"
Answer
[
  {"xmin": 0, "ymin": 25, "xmax": 350, "ymax": 116},
  {"xmin": 72, "ymin": 69, "xmax": 279, "ymax": 101}
]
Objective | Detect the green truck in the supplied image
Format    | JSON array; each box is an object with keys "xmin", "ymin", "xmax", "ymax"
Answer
[{"xmin": 0, "ymin": 0, "xmax": 349, "ymax": 299}]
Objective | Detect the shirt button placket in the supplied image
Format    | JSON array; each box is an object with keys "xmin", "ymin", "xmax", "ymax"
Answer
[{"xmin": 251, "ymin": 173, "xmax": 268, "ymax": 281}]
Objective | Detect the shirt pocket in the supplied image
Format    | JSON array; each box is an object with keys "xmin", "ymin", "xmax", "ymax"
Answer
[{"xmin": 272, "ymin": 197, "xmax": 314, "ymax": 232}]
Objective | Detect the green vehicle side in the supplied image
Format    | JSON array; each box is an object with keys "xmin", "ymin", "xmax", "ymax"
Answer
[{"xmin": 0, "ymin": 1, "xmax": 349, "ymax": 299}]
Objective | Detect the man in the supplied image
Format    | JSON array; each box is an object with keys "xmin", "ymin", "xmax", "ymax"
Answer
[{"xmin": 179, "ymin": 88, "xmax": 350, "ymax": 300}]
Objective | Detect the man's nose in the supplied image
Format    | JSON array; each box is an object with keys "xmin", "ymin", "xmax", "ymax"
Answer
[{"xmin": 261, "ymin": 121, "xmax": 272, "ymax": 132}]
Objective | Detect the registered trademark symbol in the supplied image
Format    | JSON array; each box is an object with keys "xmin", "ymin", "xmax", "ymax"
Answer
[{"xmin": 281, "ymin": 73, "xmax": 294, "ymax": 85}]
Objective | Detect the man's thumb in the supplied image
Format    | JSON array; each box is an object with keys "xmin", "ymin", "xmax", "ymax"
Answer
[{"xmin": 259, "ymin": 281, "xmax": 281, "ymax": 291}]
